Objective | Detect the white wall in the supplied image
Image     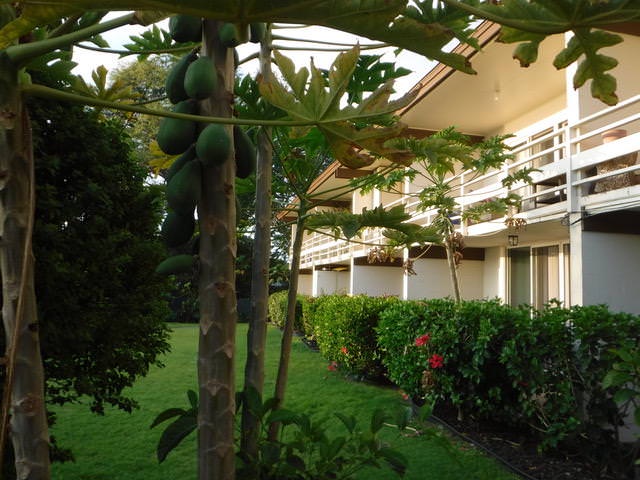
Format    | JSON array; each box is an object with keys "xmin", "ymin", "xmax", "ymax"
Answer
[
  {"xmin": 298, "ymin": 274, "xmax": 313, "ymax": 296},
  {"xmin": 578, "ymin": 231, "xmax": 640, "ymax": 314},
  {"xmin": 405, "ymin": 258, "xmax": 484, "ymax": 300},
  {"xmin": 482, "ymin": 247, "xmax": 506, "ymax": 301},
  {"xmin": 313, "ymin": 270, "xmax": 349, "ymax": 296},
  {"xmin": 351, "ymin": 265, "xmax": 403, "ymax": 297}
]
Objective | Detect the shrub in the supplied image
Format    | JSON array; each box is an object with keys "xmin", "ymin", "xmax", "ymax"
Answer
[
  {"xmin": 377, "ymin": 298, "xmax": 640, "ymax": 460},
  {"xmin": 267, "ymin": 291, "xmax": 303, "ymax": 332},
  {"xmin": 376, "ymin": 298, "xmax": 457, "ymax": 400},
  {"xmin": 312, "ymin": 295, "xmax": 399, "ymax": 378}
]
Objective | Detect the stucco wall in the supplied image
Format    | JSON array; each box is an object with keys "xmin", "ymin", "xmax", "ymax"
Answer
[
  {"xmin": 351, "ymin": 265, "xmax": 403, "ymax": 297},
  {"xmin": 579, "ymin": 231, "xmax": 640, "ymax": 314},
  {"xmin": 314, "ymin": 270, "xmax": 349, "ymax": 296},
  {"xmin": 405, "ymin": 258, "xmax": 484, "ymax": 300},
  {"xmin": 298, "ymin": 273, "xmax": 313, "ymax": 296},
  {"xmin": 482, "ymin": 246, "xmax": 506, "ymax": 301}
]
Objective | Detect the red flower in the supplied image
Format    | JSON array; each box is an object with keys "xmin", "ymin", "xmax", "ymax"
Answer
[
  {"xmin": 400, "ymin": 391, "xmax": 409, "ymax": 401},
  {"xmin": 428, "ymin": 354, "xmax": 444, "ymax": 369},
  {"xmin": 340, "ymin": 346, "xmax": 348, "ymax": 355},
  {"xmin": 327, "ymin": 361, "xmax": 338, "ymax": 371},
  {"xmin": 414, "ymin": 334, "xmax": 431, "ymax": 347}
]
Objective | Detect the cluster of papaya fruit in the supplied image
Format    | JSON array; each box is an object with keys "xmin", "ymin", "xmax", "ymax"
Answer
[{"xmin": 155, "ymin": 16, "xmax": 264, "ymax": 276}]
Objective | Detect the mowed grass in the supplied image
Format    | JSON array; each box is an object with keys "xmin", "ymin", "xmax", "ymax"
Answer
[{"xmin": 50, "ymin": 323, "xmax": 515, "ymax": 480}]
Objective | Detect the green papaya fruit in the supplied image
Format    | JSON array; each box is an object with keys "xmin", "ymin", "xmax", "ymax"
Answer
[
  {"xmin": 196, "ymin": 124, "xmax": 231, "ymax": 167},
  {"xmin": 219, "ymin": 23, "xmax": 248, "ymax": 48},
  {"xmin": 165, "ymin": 51, "xmax": 197, "ymax": 104},
  {"xmin": 165, "ymin": 145, "xmax": 196, "ymax": 182},
  {"xmin": 155, "ymin": 254, "xmax": 195, "ymax": 276},
  {"xmin": 233, "ymin": 126, "xmax": 256, "ymax": 179},
  {"xmin": 249, "ymin": 23, "xmax": 266, "ymax": 43},
  {"xmin": 166, "ymin": 158, "xmax": 202, "ymax": 215},
  {"xmin": 161, "ymin": 210, "xmax": 195, "ymax": 248},
  {"xmin": 157, "ymin": 100, "xmax": 198, "ymax": 156},
  {"xmin": 184, "ymin": 56, "xmax": 217, "ymax": 100},
  {"xmin": 169, "ymin": 15, "xmax": 202, "ymax": 43}
]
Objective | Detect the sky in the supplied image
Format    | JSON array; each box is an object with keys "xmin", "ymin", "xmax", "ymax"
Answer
[{"xmin": 71, "ymin": 16, "xmax": 432, "ymax": 97}]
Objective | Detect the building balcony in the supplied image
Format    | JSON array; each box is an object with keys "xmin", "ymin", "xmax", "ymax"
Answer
[{"xmin": 299, "ymin": 93, "xmax": 640, "ymax": 270}]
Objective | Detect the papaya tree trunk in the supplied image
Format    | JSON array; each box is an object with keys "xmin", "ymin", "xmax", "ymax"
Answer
[
  {"xmin": 444, "ymin": 235, "xmax": 461, "ymax": 303},
  {"xmin": 0, "ymin": 47, "xmax": 51, "ymax": 479},
  {"xmin": 269, "ymin": 203, "xmax": 307, "ymax": 441},
  {"xmin": 241, "ymin": 25, "xmax": 274, "ymax": 461},
  {"xmin": 197, "ymin": 21, "xmax": 237, "ymax": 480}
]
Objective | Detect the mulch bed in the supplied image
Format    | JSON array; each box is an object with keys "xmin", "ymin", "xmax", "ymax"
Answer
[
  {"xmin": 430, "ymin": 403, "xmax": 634, "ymax": 480},
  {"xmin": 298, "ymin": 335, "xmax": 635, "ymax": 479}
]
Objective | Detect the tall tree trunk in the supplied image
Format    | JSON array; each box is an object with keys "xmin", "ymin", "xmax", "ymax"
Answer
[
  {"xmin": 269, "ymin": 205, "xmax": 306, "ymax": 441},
  {"xmin": 241, "ymin": 25, "xmax": 273, "ymax": 461},
  {"xmin": 197, "ymin": 21, "xmax": 237, "ymax": 480},
  {"xmin": 0, "ymin": 42, "xmax": 51, "ymax": 479},
  {"xmin": 444, "ymin": 235, "xmax": 461, "ymax": 303}
]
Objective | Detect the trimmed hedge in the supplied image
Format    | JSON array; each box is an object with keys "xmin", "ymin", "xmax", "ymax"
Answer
[
  {"xmin": 312, "ymin": 295, "xmax": 399, "ymax": 379},
  {"xmin": 267, "ymin": 290, "xmax": 303, "ymax": 332},
  {"xmin": 281, "ymin": 291, "xmax": 640, "ymax": 462}
]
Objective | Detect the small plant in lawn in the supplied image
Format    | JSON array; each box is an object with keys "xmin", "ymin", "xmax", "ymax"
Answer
[{"xmin": 151, "ymin": 387, "xmax": 408, "ymax": 479}]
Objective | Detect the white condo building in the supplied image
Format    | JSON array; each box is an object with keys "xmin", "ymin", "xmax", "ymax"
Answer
[{"xmin": 289, "ymin": 22, "xmax": 640, "ymax": 315}]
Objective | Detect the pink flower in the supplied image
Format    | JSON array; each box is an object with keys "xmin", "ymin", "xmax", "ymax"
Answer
[
  {"xmin": 400, "ymin": 391, "xmax": 409, "ymax": 401},
  {"xmin": 414, "ymin": 334, "xmax": 431, "ymax": 347},
  {"xmin": 429, "ymin": 354, "xmax": 444, "ymax": 369},
  {"xmin": 340, "ymin": 346, "xmax": 348, "ymax": 355},
  {"xmin": 327, "ymin": 361, "xmax": 338, "ymax": 371}
]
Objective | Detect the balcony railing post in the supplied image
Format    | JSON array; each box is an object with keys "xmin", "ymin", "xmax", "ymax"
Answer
[{"xmin": 565, "ymin": 123, "xmax": 580, "ymax": 215}]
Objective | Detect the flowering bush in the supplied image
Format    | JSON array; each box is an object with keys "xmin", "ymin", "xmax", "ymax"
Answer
[{"xmin": 377, "ymin": 298, "xmax": 640, "ymax": 465}]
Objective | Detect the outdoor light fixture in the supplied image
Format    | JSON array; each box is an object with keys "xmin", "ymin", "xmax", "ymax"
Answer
[{"xmin": 508, "ymin": 235, "xmax": 519, "ymax": 247}]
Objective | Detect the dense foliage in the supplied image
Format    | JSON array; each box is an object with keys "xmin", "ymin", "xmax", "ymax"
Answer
[
  {"xmin": 27, "ymin": 83, "xmax": 171, "ymax": 414},
  {"xmin": 286, "ymin": 292, "xmax": 640, "ymax": 473},
  {"xmin": 311, "ymin": 295, "xmax": 399, "ymax": 379}
]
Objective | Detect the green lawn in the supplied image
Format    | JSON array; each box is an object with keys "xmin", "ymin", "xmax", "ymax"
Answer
[{"xmin": 50, "ymin": 323, "xmax": 515, "ymax": 480}]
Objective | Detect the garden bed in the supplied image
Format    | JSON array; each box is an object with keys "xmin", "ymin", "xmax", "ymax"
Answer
[{"xmin": 430, "ymin": 402, "xmax": 631, "ymax": 480}]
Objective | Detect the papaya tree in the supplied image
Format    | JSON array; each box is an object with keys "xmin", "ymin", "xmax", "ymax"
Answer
[
  {"xmin": 306, "ymin": 128, "xmax": 536, "ymax": 302},
  {"xmin": 1, "ymin": 2, "xmax": 640, "ymax": 480}
]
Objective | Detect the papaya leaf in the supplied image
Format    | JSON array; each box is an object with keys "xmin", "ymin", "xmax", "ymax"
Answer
[
  {"xmin": 262, "ymin": 48, "xmax": 416, "ymax": 168},
  {"xmin": 347, "ymin": 54, "xmax": 411, "ymax": 104},
  {"xmin": 123, "ymin": 24, "xmax": 179, "ymax": 59},
  {"xmin": 71, "ymin": 65, "xmax": 137, "ymax": 103},
  {"xmin": 156, "ymin": 413, "xmax": 197, "ymax": 463},
  {"xmin": 24, "ymin": 49, "xmax": 77, "ymax": 83},
  {"xmin": 148, "ymin": 141, "xmax": 178, "ymax": 175}
]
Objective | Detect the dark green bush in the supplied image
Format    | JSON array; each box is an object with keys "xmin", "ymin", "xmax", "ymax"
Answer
[
  {"xmin": 267, "ymin": 291, "xmax": 303, "ymax": 332},
  {"xmin": 376, "ymin": 298, "xmax": 640, "ymax": 456},
  {"xmin": 312, "ymin": 295, "xmax": 399, "ymax": 378}
]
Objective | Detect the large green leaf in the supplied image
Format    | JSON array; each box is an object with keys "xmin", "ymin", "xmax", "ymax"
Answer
[
  {"xmin": 477, "ymin": 0, "xmax": 640, "ymax": 104},
  {"xmin": 259, "ymin": 46, "xmax": 417, "ymax": 168},
  {"xmin": 0, "ymin": 1, "xmax": 477, "ymax": 70}
]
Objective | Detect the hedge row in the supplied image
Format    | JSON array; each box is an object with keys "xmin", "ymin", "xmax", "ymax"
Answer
[{"xmin": 267, "ymin": 293, "xmax": 640, "ymax": 455}]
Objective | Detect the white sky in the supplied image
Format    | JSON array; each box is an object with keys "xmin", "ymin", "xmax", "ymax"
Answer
[{"xmin": 71, "ymin": 17, "xmax": 432, "ymax": 97}]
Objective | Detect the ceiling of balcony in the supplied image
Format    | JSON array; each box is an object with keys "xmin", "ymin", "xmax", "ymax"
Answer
[{"xmin": 400, "ymin": 34, "xmax": 567, "ymax": 136}]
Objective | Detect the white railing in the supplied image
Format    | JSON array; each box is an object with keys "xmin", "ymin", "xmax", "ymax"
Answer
[{"xmin": 300, "ymin": 95, "xmax": 640, "ymax": 267}]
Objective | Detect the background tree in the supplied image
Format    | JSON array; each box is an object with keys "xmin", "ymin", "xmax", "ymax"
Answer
[{"xmin": 24, "ymin": 71, "xmax": 172, "ymax": 415}]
